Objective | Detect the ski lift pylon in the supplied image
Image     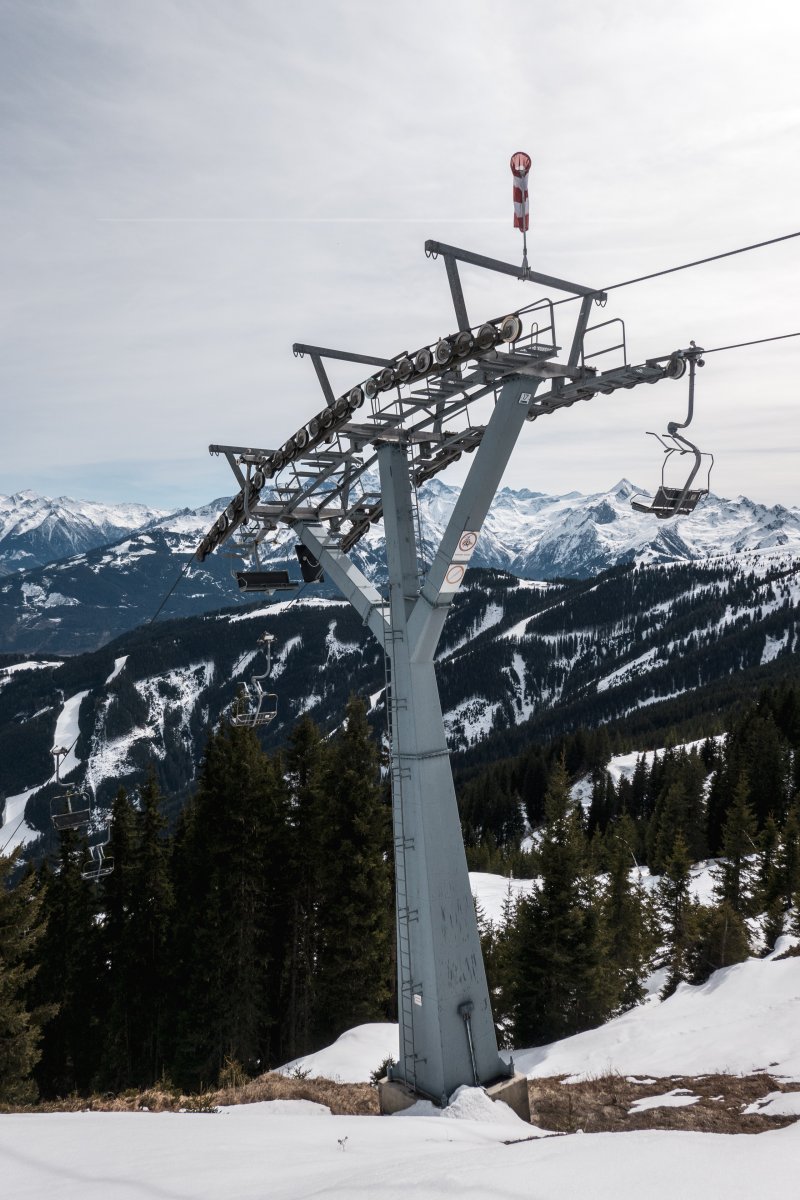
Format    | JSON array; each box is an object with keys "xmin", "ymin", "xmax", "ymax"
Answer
[
  {"xmin": 630, "ymin": 343, "xmax": 713, "ymax": 520},
  {"xmin": 50, "ymin": 746, "xmax": 92, "ymax": 832}
]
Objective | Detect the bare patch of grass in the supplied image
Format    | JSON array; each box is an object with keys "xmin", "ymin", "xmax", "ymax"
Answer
[
  {"xmin": 0, "ymin": 1073, "xmax": 379, "ymax": 1117},
  {"xmin": 528, "ymin": 1073, "xmax": 800, "ymax": 1135}
]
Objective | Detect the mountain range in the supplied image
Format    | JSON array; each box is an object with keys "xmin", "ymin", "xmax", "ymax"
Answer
[{"xmin": 2, "ymin": 480, "xmax": 800, "ymax": 654}]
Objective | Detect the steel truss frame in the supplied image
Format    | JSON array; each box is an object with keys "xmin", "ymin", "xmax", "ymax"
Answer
[{"xmin": 196, "ymin": 241, "xmax": 695, "ymax": 1104}]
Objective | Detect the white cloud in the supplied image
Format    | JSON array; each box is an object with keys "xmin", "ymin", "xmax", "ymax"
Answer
[{"xmin": 1, "ymin": 0, "xmax": 799, "ymax": 507}]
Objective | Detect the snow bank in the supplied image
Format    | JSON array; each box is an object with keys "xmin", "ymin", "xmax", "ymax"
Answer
[
  {"xmin": 442, "ymin": 1085, "xmax": 530, "ymax": 1128},
  {"xmin": 277, "ymin": 1022, "xmax": 398, "ymax": 1083},
  {"xmin": 469, "ymin": 871, "xmax": 537, "ymax": 927},
  {"xmin": 515, "ymin": 941, "xmax": 800, "ymax": 1082}
]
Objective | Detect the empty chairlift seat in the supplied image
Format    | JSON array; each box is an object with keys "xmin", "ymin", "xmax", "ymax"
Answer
[
  {"xmin": 630, "ymin": 484, "xmax": 707, "ymax": 519},
  {"xmin": 234, "ymin": 570, "xmax": 297, "ymax": 593}
]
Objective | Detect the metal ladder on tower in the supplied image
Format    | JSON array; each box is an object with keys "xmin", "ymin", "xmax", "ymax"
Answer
[{"xmin": 382, "ymin": 610, "xmax": 419, "ymax": 1092}]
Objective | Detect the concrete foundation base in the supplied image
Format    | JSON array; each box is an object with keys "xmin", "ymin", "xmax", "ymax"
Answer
[
  {"xmin": 377, "ymin": 1077, "xmax": 420, "ymax": 1115},
  {"xmin": 485, "ymin": 1072, "xmax": 531, "ymax": 1123},
  {"xmin": 377, "ymin": 1073, "xmax": 531, "ymax": 1123}
]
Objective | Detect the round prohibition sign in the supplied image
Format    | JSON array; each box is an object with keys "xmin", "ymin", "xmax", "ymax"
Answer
[
  {"xmin": 445, "ymin": 564, "xmax": 466, "ymax": 586},
  {"xmin": 458, "ymin": 532, "xmax": 478, "ymax": 554}
]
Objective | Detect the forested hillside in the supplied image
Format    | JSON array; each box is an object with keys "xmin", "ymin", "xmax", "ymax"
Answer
[
  {"xmin": 2, "ymin": 682, "xmax": 799, "ymax": 1105},
  {"xmin": 2, "ymin": 551, "xmax": 799, "ymax": 851}
]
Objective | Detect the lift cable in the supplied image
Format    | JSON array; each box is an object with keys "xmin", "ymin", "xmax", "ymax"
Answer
[
  {"xmin": 700, "ymin": 331, "xmax": 800, "ymax": 355},
  {"xmin": 147, "ymin": 557, "xmax": 194, "ymax": 625},
  {"xmin": 515, "ymin": 228, "xmax": 800, "ymax": 317},
  {"xmin": 0, "ymin": 731, "xmax": 81, "ymax": 855}
]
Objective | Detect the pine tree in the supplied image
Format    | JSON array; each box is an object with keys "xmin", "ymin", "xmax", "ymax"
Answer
[
  {"xmin": 602, "ymin": 815, "xmax": 654, "ymax": 1012},
  {"xmin": 32, "ymin": 832, "xmax": 103, "ymax": 1096},
  {"xmin": 508, "ymin": 759, "xmax": 608, "ymax": 1045},
  {"xmin": 776, "ymin": 801, "xmax": 800, "ymax": 910},
  {"xmin": 714, "ymin": 775, "xmax": 757, "ymax": 916},
  {"xmin": 312, "ymin": 697, "xmax": 392, "ymax": 1045},
  {"xmin": 0, "ymin": 853, "xmax": 52, "ymax": 1103},
  {"xmin": 123, "ymin": 771, "xmax": 173, "ymax": 1087},
  {"xmin": 99, "ymin": 786, "xmax": 138, "ymax": 1089},
  {"xmin": 280, "ymin": 714, "xmax": 328, "ymax": 1060},
  {"xmin": 170, "ymin": 722, "xmax": 291, "ymax": 1087},
  {"xmin": 688, "ymin": 900, "xmax": 750, "ymax": 983},
  {"xmin": 659, "ymin": 832, "xmax": 698, "ymax": 998}
]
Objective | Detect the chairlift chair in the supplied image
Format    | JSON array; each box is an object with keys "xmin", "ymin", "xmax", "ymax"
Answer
[
  {"xmin": 225, "ymin": 522, "xmax": 298, "ymax": 594},
  {"xmin": 81, "ymin": 830, "xmax": 114, "ymax": 882},
  {"xmin": 230, "ymin": 632, "xmax": 279, "ymax": 728},
  {"xmin": 51, "ymin": 746, "xmax": 91, "ymax": 832},
  {"xmin": 234, "ymin": 569, "xmax": 297, "ymax": 594},
  {"xmin": 630, "ymin": 344, "xmax": 713, "ymax": 520}
]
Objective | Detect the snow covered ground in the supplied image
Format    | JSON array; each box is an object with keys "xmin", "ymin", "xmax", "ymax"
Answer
[
  {"xmin": 3, "ymin": 941, "xmax": 799, "ymax": 1197},
  {"xmin": 2, "ymin": 1091, "xmax": 798, "ymax": 1200}
]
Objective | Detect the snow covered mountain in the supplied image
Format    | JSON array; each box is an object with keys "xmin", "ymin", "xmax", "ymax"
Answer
[
  {"xmin": 0, "ymin": 491, "xmax": 168, "ymax": 576},
  {"xmin": 2, "ymin": 481, "xmax": 800, "ymax": 654}
]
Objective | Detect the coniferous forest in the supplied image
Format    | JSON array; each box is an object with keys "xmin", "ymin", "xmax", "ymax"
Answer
[{"xmin": 2, "ymin": 683, "xmax": 800, "ymax": 1105}]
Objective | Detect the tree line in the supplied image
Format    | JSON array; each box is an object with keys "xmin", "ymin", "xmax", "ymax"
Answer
[
  {"xmin": 1, "ymin": 697, "xmax": 392, "ymax": 1103},
  {"xmin": 2, "ymin": 682, "xmax": 800, "ymax": 1104},
  {"xmin": 474, "ymin": 684, "xmax": 800, "ymax": 1048}
]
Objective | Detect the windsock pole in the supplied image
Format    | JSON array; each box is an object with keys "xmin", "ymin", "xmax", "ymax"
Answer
[{"xmin": 510, "ymin": 151, "xmax": 532, "ymax": 276}]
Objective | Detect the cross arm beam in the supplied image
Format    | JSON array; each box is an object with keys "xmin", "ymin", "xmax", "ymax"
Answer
[
  {"xmin": 425, "ymin": 240, "xmax": 605, "ymax": 301},
  {"xmin": 407, "ymin": 375, "xmax": 538, "ymax": 661},
  {"xmin": 293, "ymin": 343, "xmax": 392, "ymax": 368},
  {"xmin": 294, "ymin": 523, "xmax": 389, "ymax": 642}
]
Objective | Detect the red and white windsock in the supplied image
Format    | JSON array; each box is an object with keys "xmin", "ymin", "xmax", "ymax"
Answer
[{"xmin": 510, "ymin": 151, "xmax": 531, "ymax": 232}]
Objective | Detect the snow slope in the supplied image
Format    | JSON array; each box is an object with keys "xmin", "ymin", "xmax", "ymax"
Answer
[
  {"xmin": 277, "ymin": 934, "xmax": 800, "ymax": 1089},
  {"xmin": 514, "ymin": 937, "xmax": 800, "ymax": 1083}
]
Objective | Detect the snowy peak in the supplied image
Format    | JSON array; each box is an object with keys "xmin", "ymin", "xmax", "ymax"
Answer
[{"xmin": 0, "ymin": 492, "xmax": 170, "ymax": 575}]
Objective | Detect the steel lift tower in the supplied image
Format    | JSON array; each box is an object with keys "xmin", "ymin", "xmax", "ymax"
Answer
[{"xmin": 195, "ymin": 237, "xmax": 699, "ymax": 1111}]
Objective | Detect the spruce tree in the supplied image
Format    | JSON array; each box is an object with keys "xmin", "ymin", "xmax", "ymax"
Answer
[
  {"xmin": 659, "ymin": 831, "xmax": 698, "ymax": 998},
  {"xmin": 602, "ymin": 815, "xmax": 654, "ymax": 1012},
  {"xmin": 99, "ymin": 786, "xmax": 138, "ymax": 1089},
  {"xmin": 170, "ymin": 722, "xmax": 291, "ymax": 1087},
  {"xmin": 714, "ymin": 775, "xmax": 757, "ymax": 916},
  {"xmin": 33, "ymin": 831, "xmax": 103, "ymax": 1096},
  {"xmin": 121, "ymin": 771, "xmax": 173, "ymax": 1087},
  {"xmin": 280, "ymin": 715, "xmax": 328, "ymax": 1059},
  {"xmin": 313, "ymin": 696, "xmax": 392, "ymax": 1044},
  {"xmin": 0, "ymin": 853, "xmax": 52, "ymax": 1104},
  {"xmin": 508, "ymin": 759, "xmax": 608, "ymax": 1046},
  {"xmin": 688, "ymin": 900, "xmax": 750, "ymax": 983}
]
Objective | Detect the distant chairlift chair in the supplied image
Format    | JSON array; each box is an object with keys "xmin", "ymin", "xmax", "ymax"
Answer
[
  {"xmin": 630, "ymin": 344, "xmax": 713, "ymax": 520},
  {"xmin": 50, "ymin": 745, "xmax": 92, "ymax": 832},
  {"xmin": 231, "ymin": 632, "xmax": 279, "ymax": 728},
  {"xmin": 81, "ymin": 825, "xmax": 114, "ymax": 882}
]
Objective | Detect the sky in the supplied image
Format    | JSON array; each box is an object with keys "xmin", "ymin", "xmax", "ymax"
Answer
[{"xmin": 2, "ymin": 0, "xmax": 800, "ymax": 510}]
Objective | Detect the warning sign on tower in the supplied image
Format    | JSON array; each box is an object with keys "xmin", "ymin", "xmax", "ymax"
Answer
[{"xmin": 440, "ymin": 530, "xmax": 479, "ymax": 593}]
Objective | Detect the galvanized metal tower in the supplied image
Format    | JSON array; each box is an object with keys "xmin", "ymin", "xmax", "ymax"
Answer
[{"xmin": 195, "ymin": 238, "xmax": 695, "ymax": 1105}]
